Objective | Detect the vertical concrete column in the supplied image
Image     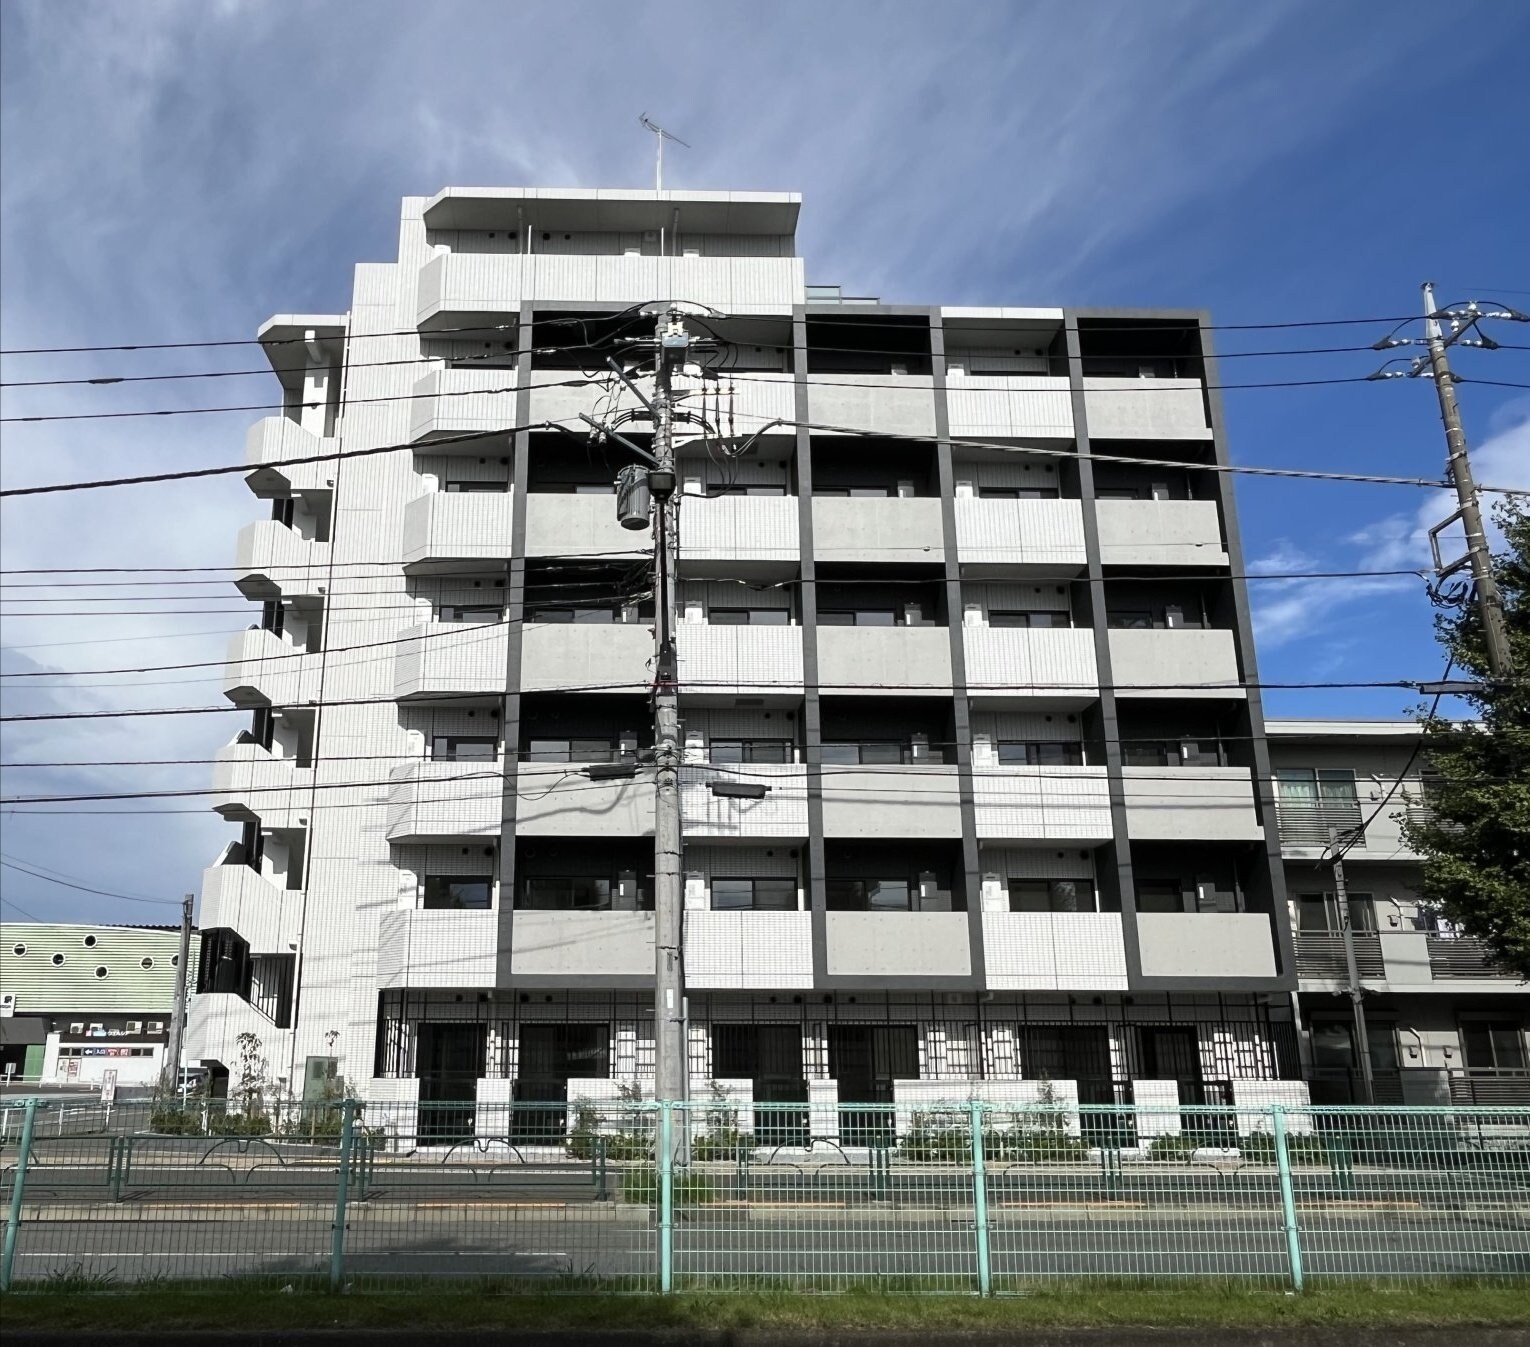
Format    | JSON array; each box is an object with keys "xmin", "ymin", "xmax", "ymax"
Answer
[
  {"xmin": 298, "ymin": 332, "xmax": 334, "ymax": 438},
  {"xmin": 930, "ymin": 314, "xmax": 985, "ymax": 988}
]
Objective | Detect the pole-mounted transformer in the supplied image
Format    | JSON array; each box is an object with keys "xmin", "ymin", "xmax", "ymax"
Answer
[{"xmin": 616, "ymin": 464, "xmax": 652, "ymax": 530}]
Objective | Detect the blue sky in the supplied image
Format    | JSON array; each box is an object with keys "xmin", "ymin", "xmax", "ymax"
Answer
[{"xmin": 1, "ymin": 0, "xmax": 1527, "ymax": 925}]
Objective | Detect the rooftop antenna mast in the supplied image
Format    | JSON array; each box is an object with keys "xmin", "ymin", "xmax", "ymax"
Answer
[{"xmin": 639, "ymin": 114, "xmax": 690, "ymax": 193}]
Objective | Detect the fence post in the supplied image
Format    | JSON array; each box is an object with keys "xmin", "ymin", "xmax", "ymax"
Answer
[
  {"xmin": 658, "ymin": 1101, "xmax": 675, "ymax": 1293},
  {"xmin": 1, "ymin": 1096, "xmax": 41, "ymax": 1292},
  {"xmin": 968, "ymin": 1100, "xmax": 992, "ymax": 1296},
  {"xmin": 329, "ymin": 1099, "xmax": 358, "ymax": 1293},
  {"xmin": 1270, "ymin": 1104, "xmax": 1304, "ymax": 1292}
]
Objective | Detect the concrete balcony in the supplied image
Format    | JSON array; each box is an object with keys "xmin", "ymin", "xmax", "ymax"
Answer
[
  {"xmin": 524, "ymin": 493, "xmax": 649, "ymax": 559},
  {"xmin": 981, "ymin": 913, "xmax": 1129, "ymax": 990},
  {"xmin": 376, "ymin": 909, "xmax": 498, "ymax": 989},
  {"xmin": 680, "ymin": 763, "xmax": 807, "ymax": 838},
  {"xmin": 1081, "ymin": 377, "xmax": 1211, "ymax": 440},
  {"xmin": 508, "ymin": 911, "xmax": 655, "ymax": 979},
  {"xmin": 211, "ymin": 742, "xmax": 312, "ymax": 831},
  {"xmin": 811, "ymin": 496, "xmax": 944, "ymax": 563},
  {"xmin": 244, "ymin": 416, "xmax": 333, "ymax": 495},
  {"xmin": 679, "ymin": 493, "xmax": 800, "ymax": 563},
  {"xmin": 1095, "ymin": 500, "xmax": 1227, "ymax": 567},
  {"xmin": 233, "ymin": 520, "xmax": 329, "ymax": 600},
  {"xmin": 1275, "ymin": 800, "xmax": 1366, "ymax": 853},
  {"xmin": 972, "ymin": 765, "xmax": 1111, "ymax": 840},
  {"xmin": 676, "ymin": 622, "xmax": 803, "ymax": 696},
  {"xmin": 517, "ymin": 761, "xmax": 653, "ymax": 836},
  {"xmin": 817, "ymin": 626, "xmax": 952, "ymax": 697},
  {"xmin": 1136, "ymin": 913, "xmax": 1279, "ymax": 979},
  {"xmin": 223, "ymin": 629, "xmax": 322, "ymax": 707},
  {"xmin": 686, "ymin": 911, "xmax": 815, "ymax": 989},
  {"xmin": 806, "ymin": 374, "xmax": 937, "ymax": 438},
  {"xmin": 945, "ymin": 375, "xmax": 1074, "ymax": 439},
  {"xmin": 953, "ymin": 498, "xmax": 1086, "ymax": 569},
  {"xmin": 520, "ymin": 621, "xmax": 653, "ymax": 693},
  {"xmin": 407, "ymin": 367, "xmax": 518, "ymax": 442},
  {"xmin": 393, "ymin": 621, "xmax": 509, "ymax": 700},
  {"xmin": 402, "ymin": 491, "xmax": 515, "ymax": 567},
  {"xmin": 962, "ymin": 627, "xmax": 1098, "ymax": 699},
  {"xmin": 1107, "ymin": 628, "xmax": 1242, "ymax": 699},
  {"xmin": 417, "ymin": 250, "xmax": 804, "ymax": 325},
  {"xmin": 198, "ymin": 861, "xmax": 301, "ymax": 957},
  {"xmin": 824, "ymin": 912, "xmax": 972, "ymax": 978},
  {"xmin": 1296, "ymin": 933, "xmax": 1385, "ymax": 985},
  {"xmin": 821, "ymin": 764, "xmax": 963, "ymax": 838},
  {"xmin": 385, "ymin": 760, "xmax": 501, "ymax": 842},
  {"xmin": 1121, "ymin": 766, "xmax": 1264, "ymax": 841}
]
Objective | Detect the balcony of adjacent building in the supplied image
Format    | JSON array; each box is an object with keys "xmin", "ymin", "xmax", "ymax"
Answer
[
  {"xmin": 683, "ymin": 845, "xmax": 813, "ymax": 989},
  {"xmin": 402, "ymin": 456, "xmax": 515, "ymax": 568},
  {"xmin": 960, "ymin": 581, "xmax": 1098, "ymax": 702},
  {"xmin": 1104, "ymin": 579, "xmax": 1243, "ymax": 699},
  {"xmin": 1077, "ymin": 319, "xmax": 1211, "ymax": 441},
  {"xmin": 1129, "ymin": 842, "xmax": 1283, "ymax": 981},
  {"xmin": 198, "ymin": 836, "xmax": 304, "ymax": 956},
  {"xmin": 196, "ymin": 926, "xmax": 295, "ymax": 1029},
  {"xmin": 818, "ymin": 697, "xmax": 963, "ymax": 838},
  {"xmin": 415, "ymin": 190, "xmax": 805, "ymax": 323},
  {"xmin": 822, "ymin": 840, "xmax": 973, "ymax": 981},
  {"xmin": 211, "ymin": 708, "xmax": 316, "ymax": 832},
  {"xmin": 674, "ymin": 584, "xmax": 804, "ymax": 698},
  {"xmin": 392, "ymin": 572, "xmax": 514, "ymax": 700},
  {"xmin": 1093, "ymin": 452, "xmax": 1228, "ymax": 567},
  {"xmin": 951, "ymin": 448, "xmax": 1086, "ymax": 571},
  {"xmin": 244, "ymin": 415, "xmax": 336, "ymax": 498},
  {"xmin": 941, "ymin": 313, "xmax": 1073, "ymax": 439},
  {"xmin": 223, "ymin": 598, "xmax": 325, "ymax": 707},
  {"xmin": 520, "ymin": 563, "xmax": 655, "ymax": 694},
  {"xmin": 812, "ymin": 567, "xmax": 952, "ymax": 696},
  {"xmin": 1117, "ymin": 702, "xmax": 1264, "ymax": 841},
  {"xmin": 1304, "ymin": 1014, "xmax": 1529, "ymax": 1106},
  {"xmin": 809, "ymin": 438, "xmax": 944, "ymax": 563},
  {"xmin": 677, "ymin": 434, "xmax": 800, "ymax": 568},
  {"xmin": 506, "ymin": 838, "xmax": 657, "ymax": 981},
  {"xmin": 234, "ymin": 493, "xmax": 332, "ymax": 602},
  {"xmin": 377, "ymin": 857, "xmax": 503, "ymax": 990},
  {"xmin": 243, "ymin": 317, "xmax": 343, "ymax": 493},
  {"xmin": 803, "ymin": 314, "xmax": 937, "ymax": 438},
  {"xmin": 977, "ymin": 844, "xmax": 1128, "ymax": 990},
  {"xmin": 679, "ymin": 706, "xmax": 807, "ymax": 839},
  {"xmin": 968, "ymin": 713, "xmax": 1111, "ymax": 840}
]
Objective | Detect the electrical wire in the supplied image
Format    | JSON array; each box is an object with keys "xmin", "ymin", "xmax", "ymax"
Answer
[{"xmin": 0, "ymin": 857, "xmax": 183, "ymax": 906}]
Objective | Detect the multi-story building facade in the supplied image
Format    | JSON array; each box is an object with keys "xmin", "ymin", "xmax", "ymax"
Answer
[
  {"xmin": 187, "ymin": 185, "xmax": 1312, "ymax": 1140},
  {"xmin": 1268, "ymin": 720, "xmax": 1528, "ymax": 1106}
]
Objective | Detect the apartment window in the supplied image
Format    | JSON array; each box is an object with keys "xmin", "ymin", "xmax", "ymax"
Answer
[
  {"xmin": 706, "ymin": 482, "xmax": 789, "ymax": 497},
  {"xmin": 1136, "ymin": 881, "xmax": 1184, "ymax": 913},
  {"xmin": 441, "ymin": 603, "xmax": 504, "ymax": 624},
  {"xmin": 1461, "ymin": 1021, "xmax": 1528, "ymax": 1072},
  {"xmin": 422, "ymin": 876, "xmax": 493, "ymax": 910},
  {"xmin": 822, "ymin": 741, "xmax": 907, "ymax": 765},
  {"xmin": 519, "ymin": 876, "xmax": 613, "ymax": 910},
  {"xmin": 978, "ymin": 486, "xmax": 1059, "ymax": 500},
  {"xmin": 1009, "ymin": 878, "xmax": 1098, "ymax": 913},
  {"xmin": 816, "ymin": 486, "xmax": 895, "ymax": 498},
  {"xmin": 1107, "ymin": 610, "xmax": 1154, "ymax": 629},
  {"xmin": 990, "ymin": 610, "xmax": 1071, "ymax": 629},
  {"xmin": 432, "ymin": 735, "xmax": 498, "ymax": 761},
  {"xmin": 996, "ymin": 741, "xmax": 1085, "ymax": 766},
  {"xmin": 711, "ymin": 878, "xmax": 798, "ymax": 911},
  {"xmin": 827, "ymin": 878, "xmax": 914, "ymax": 911},
  {"xmin": 710, "ymin": 739, "xmax": 793, "ymax": 764},
  {"xmin": 444, "ymin": 480, "xmax": 506, "ymax": 493},
  {"xmin": 709, "ymin": 608, "xmax": 790, "ymax": 626},
  {"xmin": 527, "ymin": 606, "xmax": 617, "ymax": 624},
  {"xmin": 818, "ymin": 608, "xmax": 898, "ymax": 626},
  {"xmin": 527, "ymin": 737, "xmax": 621, "ymax": 763},
  {"xmin": 1296, "ymin": 892, "xmax": 1375, "ymax": 933},
  {"xmin": 1122, "ymin": 739, "xmax": 1224, "ymax": 767},
  {"xmin": 1276, "ymin": 768, "xmax": 1358, "ymax": 806}
]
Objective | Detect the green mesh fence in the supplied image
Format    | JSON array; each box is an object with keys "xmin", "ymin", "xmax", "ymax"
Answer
[{"xmin": 2, "ymin": 1097, "xmax": 1526, "ymax": 1293}]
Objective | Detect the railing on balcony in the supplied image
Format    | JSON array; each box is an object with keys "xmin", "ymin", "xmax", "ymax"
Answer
[
  {"xmin": 1449, "ymin": 1070, "xmax": 1530, "ymax": 1107},
  {"xmin": 1294, "ymin": 933, "xmax": 1385, "ymax": 980},
  {"xmin": 1275, "ymin": 801, "xmax": 1365, "ymax": 849},
  {"xmin": 1426, "ymin": 935, "xmax": 1519, "ymax": 980}
]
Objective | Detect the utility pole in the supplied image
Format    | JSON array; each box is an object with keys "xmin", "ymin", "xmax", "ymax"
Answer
[
  {"xmin": 160, "ymin": 893, "xmax": 194, "ymax": 1096},
  {"xmin": 1419, "ymin": 282, "xmax": 1515, "ymax": 678},
  {"xmin": 649, "ymin": 310, "xmax": 687, "ymax": 1114},
  {"xmin": 1328, "ymin": 834, "xmax": 1374, "ymax": 1106}
]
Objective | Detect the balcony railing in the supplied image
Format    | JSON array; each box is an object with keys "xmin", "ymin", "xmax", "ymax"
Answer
[
  {"xmin": 1426, "ymin": 934, "xmax": 1520, "ymax": 980},
  {"xmin": 1308, "ymin": 1067, "xmax": 1530, "ymax": 1107},
  {"xmin": 1275, "ymin": 801, "xmax": 1365, "ymax": 849},
  {"xmin": 1294, "ymin": 933, "xmax": 1384, "ymax": 980}
]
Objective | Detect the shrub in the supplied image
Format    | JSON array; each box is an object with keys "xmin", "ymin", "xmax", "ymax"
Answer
[
  {"xmin": 693, "ymin": 1127, "xmax": 754, "ymax": 1162},
  {"xmin": 621, "ymin": 1166, "xmax": 717, "ymax": 1205},
  {"xmin": 1148, "ymin": 1134, "xmax": 1200, "ymax": 1162}
]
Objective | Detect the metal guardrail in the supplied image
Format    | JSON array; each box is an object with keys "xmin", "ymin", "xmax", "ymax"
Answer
[
  {"xmin": 1, "ymin": 1097, "xmax": 1527, "ymax": 1294},
  {"xmin": 1426, "ymin": 934, "xmax": 1519, "ymax": 979},
  {"xmin": 1276, "ymin": 802, "xmax": 1365, "ymax": 848},
  {"xmin": 1294, "ymin": 933, "xmax": 1385, "ymax": 979}
]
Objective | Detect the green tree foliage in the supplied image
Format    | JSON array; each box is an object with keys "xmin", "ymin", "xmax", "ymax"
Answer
[{"xmin": 1401, "ymin": 500, "xmax": 1530, "ymax": 979}]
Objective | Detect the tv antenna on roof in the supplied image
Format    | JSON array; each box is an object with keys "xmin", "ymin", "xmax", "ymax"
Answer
[{"xmin": 639, "ymin": 115, "xmax": 690, "ymax": 193}]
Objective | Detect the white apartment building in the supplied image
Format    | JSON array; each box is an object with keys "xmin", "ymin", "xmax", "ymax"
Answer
[{"xmin": 188, "ymin": 185, "xmax": 1317, "ymax": 1142}]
